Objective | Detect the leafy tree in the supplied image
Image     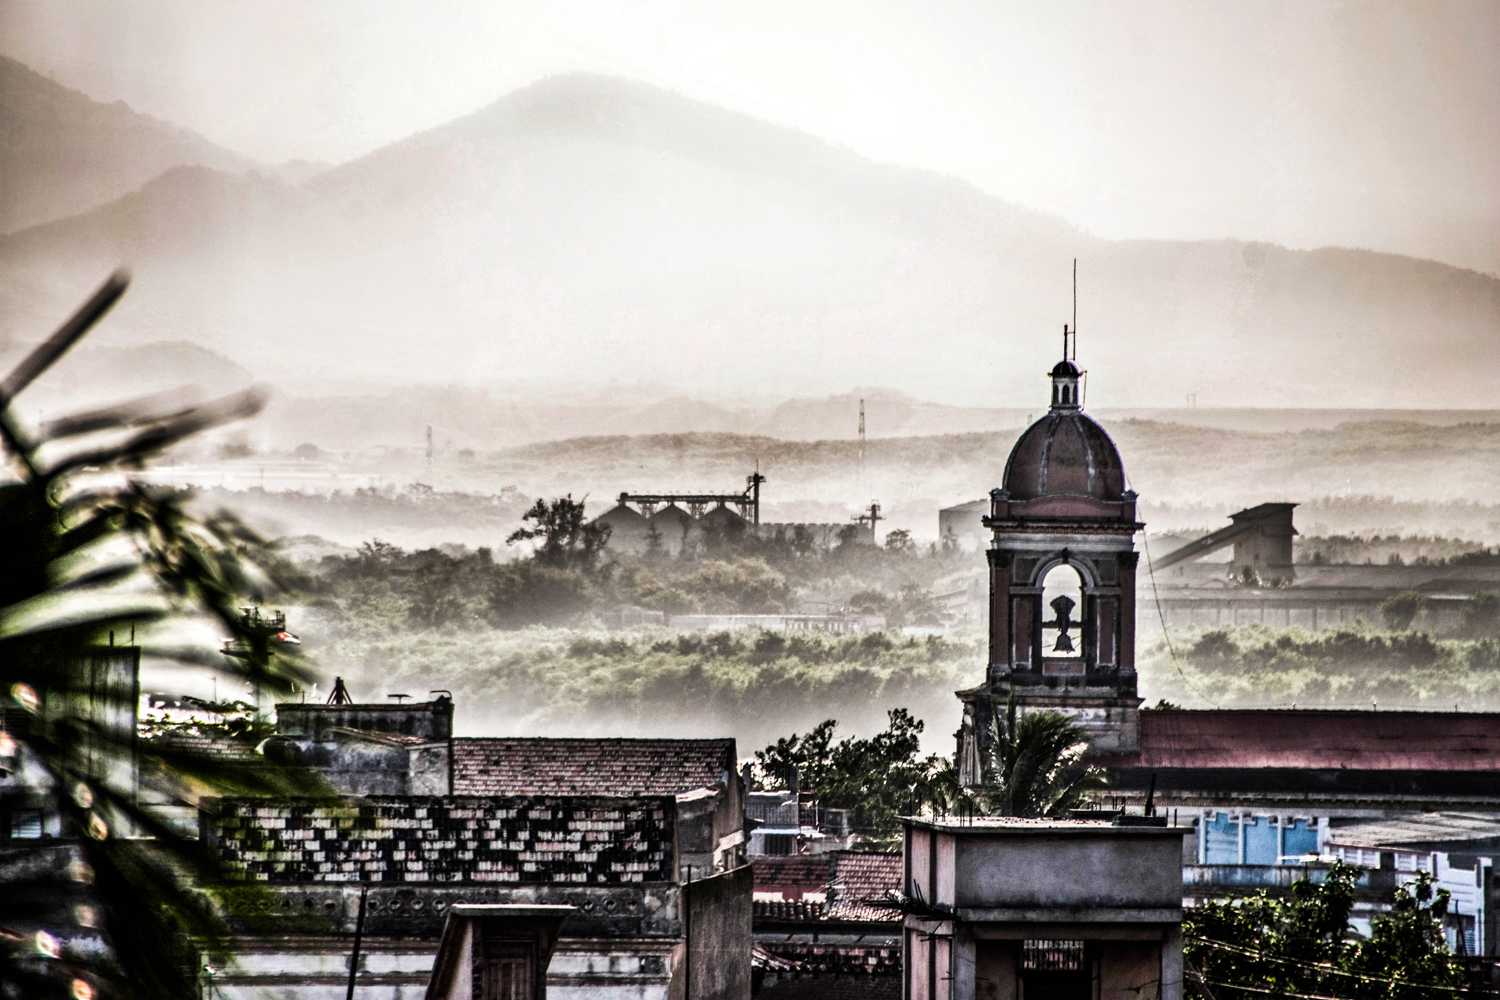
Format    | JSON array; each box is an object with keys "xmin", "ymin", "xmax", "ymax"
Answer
[
  {"xmin": 835, "ymin": 524, "xmax": 866, "ymax": 549},
  {"xmin": 406, "ymin": 555, "xmax": 469, "ymax": 627},
  {"xmin": 355, "ymin": 538, "xmax": 404, "ymax": 575},
  {"xmin": 978, "ymin": 696, "xmax": 1105, "ymax": 817},
  {"xmin": 1381, "ymin": 590, "xmax": 1428, "ymax": 630},
  {"xmin": 487, "ymin": 560, "xmax": 594, "ymax": 627},
  {"xmin": 888, "ymin": 583, "xmax": 945, "ymax": 628},
  {"xmin": 0, "ymin": 274, "xmax": 315, "ymax": 999},
  {"xmin": 1186, "ymin": 863, "xmax": 1463, "ymax": 999},
  {"xmin": 506, "ymin": 495, "xmax": 611, "ymax": 573},
  {"xmin": 668, "ymin": 558, "xmax": 794, "ymax": 614},
  {"xmin": 844, "ymin": 583, "xmax": 943, "ymax": 627},
  {"xmin": 755, "ymin": 709, "xmax": 946, "ymax": 843},
  {"xmin": 1347, "ymin": 872, "xmax": 1463, "ymax": 997},
  {"xmin": 883, "ymin": 529, "xmax": 916, "ymax": 554},
  {"xmin": 1461, "ymin": 591, "xmax": 1500, "ymax": 639},
  {"xmin": 789, "ymin": 525, "xmax": 817, "ymax": 557}
]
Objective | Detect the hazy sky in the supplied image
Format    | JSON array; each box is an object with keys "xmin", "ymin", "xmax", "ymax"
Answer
[{"xmin": 2, "ymin": 0, "xmax": 1497, "ymax": 275}]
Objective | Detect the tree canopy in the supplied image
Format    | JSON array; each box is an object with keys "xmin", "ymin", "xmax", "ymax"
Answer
[
  {"xmin": 755, "ymin": 709, "xmax": 946, "ymax": 843},
  {"xmin": 1186, "ymin": 863, "xmax": 1465, "ymax": 999}
]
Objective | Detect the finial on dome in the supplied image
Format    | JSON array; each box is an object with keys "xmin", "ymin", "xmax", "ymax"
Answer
[{"xmin": 1050, "ymin": 323, "xmax": 1082, "ymax": 410}]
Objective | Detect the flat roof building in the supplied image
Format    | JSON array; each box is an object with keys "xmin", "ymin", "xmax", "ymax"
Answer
[{"xmin": 902, "ymin": 817, "xmax": 1186, "ymax": 1000}]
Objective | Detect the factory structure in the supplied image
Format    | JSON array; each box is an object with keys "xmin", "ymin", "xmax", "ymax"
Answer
[
  {"xmin": 940, "ymin": 476, "xmax": 1500, "ymax": 639},
  {"xmin": 592, "ymin": 471, "xmax": 885, "ymax": 556}
]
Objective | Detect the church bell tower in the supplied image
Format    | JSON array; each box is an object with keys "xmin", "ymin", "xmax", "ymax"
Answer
[{"xmin": 957, "ymin": 329, "xmax": 1144, "ymax": 787}]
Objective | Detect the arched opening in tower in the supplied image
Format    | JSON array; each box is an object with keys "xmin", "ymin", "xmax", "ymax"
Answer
[{"xmin": 1041, "ymin": 564, "xmax": 1084, "ymax": 659}]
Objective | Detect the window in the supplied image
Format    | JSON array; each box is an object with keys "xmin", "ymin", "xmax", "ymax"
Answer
[
  {"xmin": 1283, "ymin": 819, "xmax": 1317, "ymax": 858},
  {"xmin": 1204, "ymin": 812, "xmax": 1238, "ymax": 864},
  {"xmin": 8, "ymin": 810, "xmax": 43, "ymax": 839},
  {"xmin": 1022, "ymin": 940, "xmax": 1083, "ymax": 971},
  {"xmin": 1245, "ymin": 816, "xmax": 1277, "ymax": 865},
  {"xmin": 761, "ymin": 834, "xmax": 795, "ymax": 856},
  {"xmin": 1040, "ymin": 565, "xmax": 1083, "ymax": 660}
]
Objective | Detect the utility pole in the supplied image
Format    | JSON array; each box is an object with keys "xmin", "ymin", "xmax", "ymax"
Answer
[{"xmin": 858, "ymin": 398, "xmax": 866, "ymax": 495}]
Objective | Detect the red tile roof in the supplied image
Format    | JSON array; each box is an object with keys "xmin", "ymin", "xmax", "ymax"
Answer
[
  {"xmin": 152, "ymin": 734, "xmax": 265, "ymax": 764},
  {"xmin": 330, "ymin": 727, "xmax": 434, "ymax": 746},
  {"xmin": 754, "ymin": 899, "xmax": 827, "ymax": 921},
  {"xmin": 1096, "ymin": 710, "xmax": 1500, "ymax": 771},
  {"xmin": 451, "ymin": 738, "xmax": 735, "ymax": 796},
  {"xmin": 753, "ymin": 854, "xmax": 833, "ymax": 892},
  {"xmin": 827, "ymin": 852, "xmax": 903, "ymax": 922},
  {"xmin": 752, "ymin": 852, "xmax": 902, "ymax": 924}
]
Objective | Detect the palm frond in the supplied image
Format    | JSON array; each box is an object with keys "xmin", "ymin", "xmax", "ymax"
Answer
[
  {"xmin": 0, "ymin": 273, "xmax": 318, "ymax": 1000},
  {"xmin": 978, "ymin": 694, "xmax": 1107, "ymax": 817}
]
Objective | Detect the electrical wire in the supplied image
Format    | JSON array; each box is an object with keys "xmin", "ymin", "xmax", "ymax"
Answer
[
  {"xmin": 1187, "ymin": 936, "xmax": 1485, "ymax": 996},
  {"xmin": 1134, "ymin": 494, "xmax": 1219, "ymax": 708}
]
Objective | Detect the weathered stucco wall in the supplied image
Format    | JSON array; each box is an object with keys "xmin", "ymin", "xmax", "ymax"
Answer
[
  {"xmin": 677, "ymin": 865, "xmax": 752, "ymax": 1000},
  {"xmin": 953, "ymin": 833, "xmax": 1182, "ymax": 911}
]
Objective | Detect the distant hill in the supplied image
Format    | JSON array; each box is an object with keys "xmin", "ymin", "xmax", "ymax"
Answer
[
  {"xmin": 0, "ymin": 56, "xmax": 254, "ymax": 235},
  {"xmin": 0, "ymin": 338, "xmax": 254, "ymax": 415},
  {"xmin": 1, "ymin": 70, "xmax": 1497, "ymax": 409}
]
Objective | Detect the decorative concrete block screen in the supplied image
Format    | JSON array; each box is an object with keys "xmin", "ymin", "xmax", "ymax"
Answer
[{"xmin": 207, "ymin": 796, "xmax": 675, "ymax": 884}]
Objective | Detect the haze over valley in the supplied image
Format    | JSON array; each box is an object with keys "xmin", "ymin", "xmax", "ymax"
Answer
[{"xmin": 3, "ymin": 6, "xmax": 1498, "ymax": 750}]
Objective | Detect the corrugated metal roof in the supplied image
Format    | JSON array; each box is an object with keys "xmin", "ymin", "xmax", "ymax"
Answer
[
  {"xmin": 1100, "ymin": 710, "xmax": 1500, "ymax": 771},
  {"xmin": 1326, "ymin": 812, "xmax": 1500, "ymax": 849}
]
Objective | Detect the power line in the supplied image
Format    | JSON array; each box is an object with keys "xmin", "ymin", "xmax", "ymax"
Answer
[
  {"xmin": 1136, "ymin": 506, "xmax": 1218, "ymax": 708},
  {"xmin": 1187, "ymin": 936, "xmax": 1482, "ymax": 996}
]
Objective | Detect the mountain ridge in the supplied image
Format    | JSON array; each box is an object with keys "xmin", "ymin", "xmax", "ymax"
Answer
[
  {"xmin": 0, "ymin": 55, "xmax": 258, "ymax": 235},
  {"xmin": 1, "ymin": 66, "xmax": 1496, "ymax": 410}
]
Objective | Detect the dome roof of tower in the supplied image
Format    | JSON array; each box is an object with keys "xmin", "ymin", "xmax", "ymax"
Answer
[
  {"xmin": 1003, "ymin": 411, "xmax": 1127, "ymax": 501},
  {"xmin": 1050, "ymin": 359, "xmax": 1081, "ymax": 378}
]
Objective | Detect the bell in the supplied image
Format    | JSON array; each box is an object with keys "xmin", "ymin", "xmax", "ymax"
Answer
[{"xmin": 1052, "ymin": 631, "xmax": 1075, "ymax": 653}]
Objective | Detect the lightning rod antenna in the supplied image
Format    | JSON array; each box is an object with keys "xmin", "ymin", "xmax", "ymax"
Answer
[{"xmin": 1071, "ymin": 258, "xmax": 1077, "ymax": 361}]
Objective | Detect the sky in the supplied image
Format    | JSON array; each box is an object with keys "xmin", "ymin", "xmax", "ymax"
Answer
[{"xmin": 1, "ymin": 0, "xmax": 1496, "ymax": 276}]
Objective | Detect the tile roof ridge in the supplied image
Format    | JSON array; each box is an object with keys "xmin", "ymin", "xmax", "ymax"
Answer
[{"xmin": 453, "ymin": 736, "xmax": 732, "ymax": 744}]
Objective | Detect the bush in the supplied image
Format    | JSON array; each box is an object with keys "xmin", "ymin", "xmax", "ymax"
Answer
[
  {"xmin": 1380, "ymin": 591, "xmax": 1428, "ymax": 630},
  {"xmin": 1462, "ymin": 592, "xmax": 1500, "ymax": 639},
  {"xmin": 669, "ymin": 558, "xmax": 794, "ymax": 613},
  {"xmin": 487, "ymin": 561, "xmax": 594, "ymax": 627}
]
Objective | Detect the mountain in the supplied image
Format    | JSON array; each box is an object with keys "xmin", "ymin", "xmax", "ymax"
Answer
[
  {"xmin": 0, "ymin": 56, "xmax": 255, "ymax": 235},
  {"xmin": 0, "ymin": 70, "xmax": 1497, "ymax": 411}
]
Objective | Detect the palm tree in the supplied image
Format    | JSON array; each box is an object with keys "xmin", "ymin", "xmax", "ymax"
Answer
[
  {"xmin": 0, "ymin": 273, "xmax": 315, "ymax": 1000},
  {"xmin": 978, "ymin": 695, "xmax": 1106, "ymax": 817}
]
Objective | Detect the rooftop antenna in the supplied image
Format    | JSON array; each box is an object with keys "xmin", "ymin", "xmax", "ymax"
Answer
[
  {"xmin": 1072, "ymin": 257, "xmax": 1078, "ymax": 360},
  {"xmin": 327, "ymin": 677, "xmax": 353, "ymax": 705}
]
